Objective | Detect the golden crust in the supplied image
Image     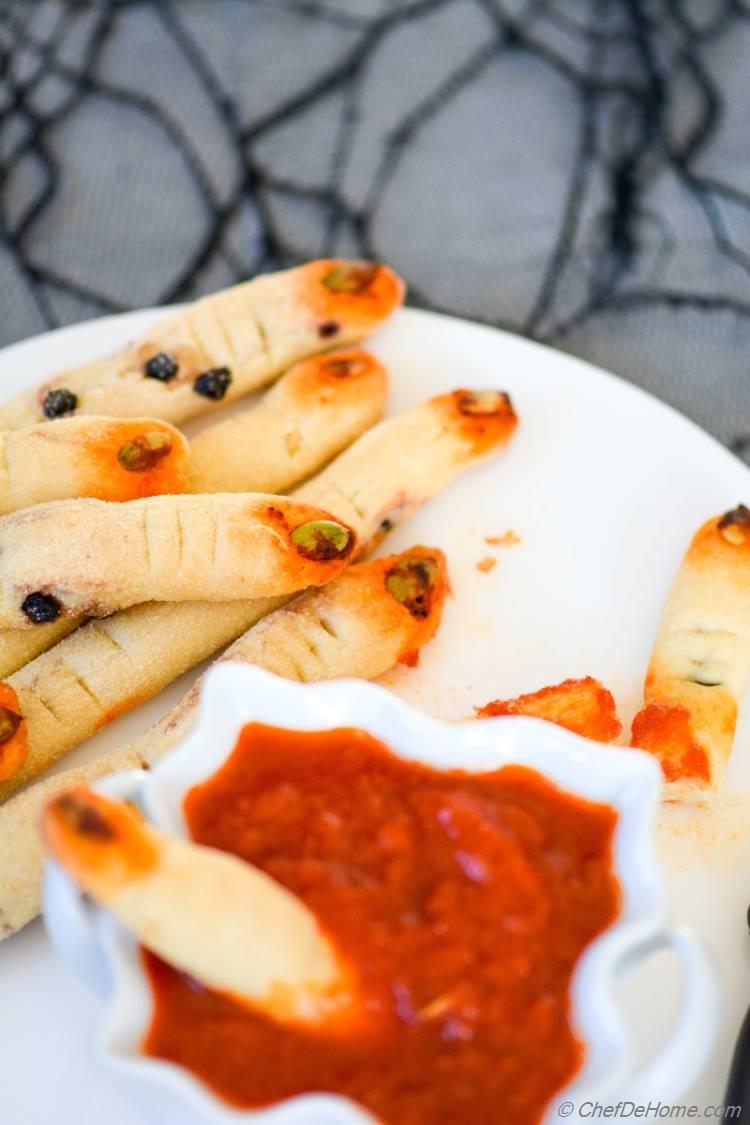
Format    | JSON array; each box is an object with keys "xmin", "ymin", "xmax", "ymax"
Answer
[
  {"xmin": 630, "ymin": 505, "xmax": 750, "ymax": 800},
  {"xmin": 476, "ymin": 676, "xmax": 622, "ymax": 743},
  {"xmin": 0, "ymin": 261, "xmax": 404, "ymax": 430},
  {"xmin": 0, "ymin": 417, "xmax": 189, "ymax": 515},
  {"xmin": 0, "ymin": 597, "xmax": 287, "ymax": 801},
  {"xmin": 0, "ymin": 385, "xmax": 505, "ymax": 798},
  {"xmin": 189, "ymin": 349, "xmax": 388, "ymax": 494},
  {"xmin": 0, "ymin": 617, "xmax": 80, "ymax": 679},
  {"xmin": 0, "ymin": 546, "xmax": 447, "ymax": 937},
  {"xmin": 0, "ymin": 494, "xmax": 356, "ymax": 626},
  {"xmin": 43, "ymin": 786, "xmax": 352, "ymax": 1024},
  {"xmin": 295, "ymin": 387, "xmax": 518, "ymax": 552}
]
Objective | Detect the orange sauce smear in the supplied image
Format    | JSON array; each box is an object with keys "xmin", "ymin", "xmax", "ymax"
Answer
[
  {"xmin": 142, "ymin": 723, "xmax": 620, "ymax": 1125},
  {"xmin": 630, "ymin": 702, "xmax": 710, "ymax": 783},
  {"xmin": 477, "ymin": 677, "xmax": 623, "ymax": 744}
]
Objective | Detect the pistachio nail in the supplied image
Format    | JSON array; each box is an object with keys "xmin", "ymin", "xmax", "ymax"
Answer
[
  {"xmin": 324, "ymin": 357, "xmax": 368, "ymax": 377},
  {"xmin": 718, "ymin": 504, "xmax": 750, "ymax": 544},
  {"xmin": 291, "ymin": 520, "xmax": 353, "ymax": 561},
  {"xmin": 118, "ymin": 432, "xmax": 172, "ymax": 473},
  {"xmin": 386, "ymin": 556, "xmax": 440, "ymax": 618},
  {"xmin": 56, "ymin": 793, "xmax": 116, "ymax": 840},
  {"xmin": 321, "ymin": 262, "xmax": 379, "ymax": 294},
  {"xmin": 457, "ymin": 390, "xmax": 512, "ymax": 417},
  {"xmin": 0, "ymin": 707, "xmax": 21, "ymax": 747}
]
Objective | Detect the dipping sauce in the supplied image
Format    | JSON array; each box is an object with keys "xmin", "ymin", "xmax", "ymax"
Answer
[{"xmin": 143, "ymin": 724, "xmax": 620, "ymax": 1125}]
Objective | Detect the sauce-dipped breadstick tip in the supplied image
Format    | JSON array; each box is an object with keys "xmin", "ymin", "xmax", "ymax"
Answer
[
  {"xmin": 0, "ymin": 683, "xmax": 27, "ymax": 782},
  {"xmin": 630, "ymin": 504, "xmax": 750, "ymax": 800},
  {"xmin": 43, "ymin": 786, "xmax": 358, "ymax": 1027}
]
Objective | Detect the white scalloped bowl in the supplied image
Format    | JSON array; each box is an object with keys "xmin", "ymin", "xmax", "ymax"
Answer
[{"xmin": 43, "ymin": 664, "xmax": 718, "ymax": 1124}]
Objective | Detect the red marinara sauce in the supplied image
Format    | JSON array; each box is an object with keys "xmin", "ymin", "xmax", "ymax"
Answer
[{"xmin": 142, "ymin": 723, "xmax": 620, "ymax": 1125}]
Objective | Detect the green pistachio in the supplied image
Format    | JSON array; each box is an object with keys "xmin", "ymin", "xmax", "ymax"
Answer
[
  {"xmin": 118, "ymin": 432, "xmax": 172, "ymax": 473},
  {"xmin": 385, "ymin": 556, "xmax": 440, "ymax": 618},
  {"xmin": 291, "ymin": 520, "xmax": 353, "ymax": 561},
  {"xmin": 718, "ymin": 504, "xmax": 750, "ymax": 545},
  {"xmin": 321, "ymin": 262, "xmax": 379, "ymax": 294},
  {"xmin": 457, "ymin": 390, "xmax": 510, "ymax": 417}
]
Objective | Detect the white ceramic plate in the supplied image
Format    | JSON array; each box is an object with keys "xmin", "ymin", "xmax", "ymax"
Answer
[{"xmin": 0, "ymin": 307, "xmax": 748, "ymax": 1125}]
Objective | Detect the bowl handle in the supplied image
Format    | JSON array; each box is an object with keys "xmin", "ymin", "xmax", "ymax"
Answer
[
  {"xmin": 42, "ymin": 768, "xmax": 149, "ymax": 998},
  {"xmin": 616, "ymin": 925, "xmax": 719, "ymax": 1102}
]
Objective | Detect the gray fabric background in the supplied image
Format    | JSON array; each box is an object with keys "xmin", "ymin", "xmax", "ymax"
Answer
[{"xmin": 1, "ymin": 0, "xmax": 748, "ymax": 459}]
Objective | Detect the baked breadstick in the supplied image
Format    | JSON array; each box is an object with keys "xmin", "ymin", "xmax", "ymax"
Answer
[
  {"xmin": 189, "ymin": 349, "xmax": 387, "ymax": 494},
  {"xmin": 0, "ymin": 261, "xmax": 404, "ymax": 431},
  {"xmin": 0, "ymin": 547, "xmax": 447, "ymax": 937},
  {"xmin": 296, "ymin": 388, "xmax": 518, "ymax": 549},
  {"xmin": 477, "ymin": 677, "xmax": 622, "ymax": 743},
  {"xmin": 630, "ymin": 505, "xmax": 750, "ymax": 802},
  {"xmin": 0, "ymin": 617, "xmax": 79, "ymax": 679},
  {"xmin": 44, "ymin": 788, "xmax": 356, "ymax": 1025},
  {"xmin": 0, "ymin": 494, "xmax": 356, "ymax": 627},
  {"xmin": 0, "ymin": 389, "xmax": 512, "ymax": 780},
  {"xmin": 125, "ymin": 546, "xmax": 448, "ymax": 763},
  {"xmin": 0, "ymin": 598, "xmax": 288, "ymax": 800},
  {"xmin": 0, "ymin": 417, "xmax": 189, "ymax": 515}
]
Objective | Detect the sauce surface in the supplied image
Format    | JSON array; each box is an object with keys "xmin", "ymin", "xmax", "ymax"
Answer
[{"xmin": 143, "ymin": 723, "xmax": 620, "ymax": 1125}]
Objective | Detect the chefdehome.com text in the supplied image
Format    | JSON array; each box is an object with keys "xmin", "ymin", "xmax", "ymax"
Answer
[{"xmin": 556, "ymin": 1102, "xmax": 741, "ymax": 1119}]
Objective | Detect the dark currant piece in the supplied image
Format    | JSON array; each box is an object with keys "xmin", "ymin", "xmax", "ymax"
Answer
[
  {"xmin": 42, "ymin": 388, "xmax": 78, "ymax": 419},
  {"xmin": 318, "ymin": 321, "xmax": 340, "ymax": 339},
  {"xmin": 193, "ymin": 367, "xmax": 232, "ymax": 400},
  {"xmin": 144, "ymin": 353, "xmax": 179, "ymax": 381},
  {"xmin": 22, "ymin": 592, "xmax": 62, "ymax": 624}
]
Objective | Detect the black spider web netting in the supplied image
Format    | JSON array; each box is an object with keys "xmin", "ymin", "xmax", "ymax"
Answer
[{"xmin": 1, "ymin": 0, "xmax": 748, "ymax": 459}]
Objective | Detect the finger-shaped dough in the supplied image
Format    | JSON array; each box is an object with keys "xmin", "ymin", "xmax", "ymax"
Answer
[
  {"xmin": 0, "ymin": 617, "xmax": 80, "ymax": 679},
  {"xmin": 476, "ymin": 677, "xmax": 622, "ymax": 743},
  {"xmin": 43, "ymin": 788, "xmax": 354, "ymax": 1025},
  {"xmin": 296, "ymin": 388, "xmax": 518, "ymax": 551},
  {"xmin": 0, "ymin": 547, "xmax": 447, "ymax": 936},
  {"xmin": 0, "ymin": 597, "xmax": 287, "ymax": 800},
  {"xmin": 0, "ymin": 387, "xmax": 511, "ymax": 781},
  {"xmin": 189, "ymin": 349, "xmax": 387, "ymax": 494},
  {"xmin": 130, "ymin": 546, "xmax": 448, "ymax": 762},
  {"xmin": 630, "ymin": 505, "xmax": 750, "ymax": 802},
  {"xmin": 0, "ymin": 261, "xmax": 404, "ymax": 431},
  {"xmin": 0, "ymin": 494, "xmax": 356, "ymax": 627},
  {"xmin": 0, "ymin": 417, "xmax": 189, "ymax": 515}
]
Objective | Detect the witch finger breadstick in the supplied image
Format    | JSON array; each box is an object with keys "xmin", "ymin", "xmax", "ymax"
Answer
[
  {"xmin": 0, "ymin": 494, "xmax": 356, "ymax": 628},
  {"xmin": 0, "ymin": 598, "xmax": 289, "ymax": 801},
  {"xmin": 0, "ymin": 389, "xmax": 513, "ymax": 791},
  {"xmin": 0, "ymin": 546, "xmax": 447, "ymax": 937},
  {"xmin": 0, "ymin": 417, "xmax": 189, "ymax": 515},
  {"xmin": 44, "ymin": 788, "xmax": 357, "ymax": 1025},
  {"xmin": 116, "ymin": 546, "xmax": 447, "ymax": 765},
  {"xmin": 296, "ymin": 388, "xmax": 518, "ymax": 549},
  {"xmin": 630, "ymin": 504, "xmax": 750, "ymax": 802},
  {"xmin": 0, "ymin": 351, "xmax": 386, "ymax": 661},
  {"xmin": 189, "ymin": 349, "xmax": 387, "ymax": 494},
  {"xmin": 0, "ymin": 260, "xmax": 404, "ymax": 431}
]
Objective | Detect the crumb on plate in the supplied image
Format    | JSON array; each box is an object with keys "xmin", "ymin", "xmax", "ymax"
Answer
[{"xmin": 484, "ymin": 530, "xmax": 521, "ymax": 547}]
